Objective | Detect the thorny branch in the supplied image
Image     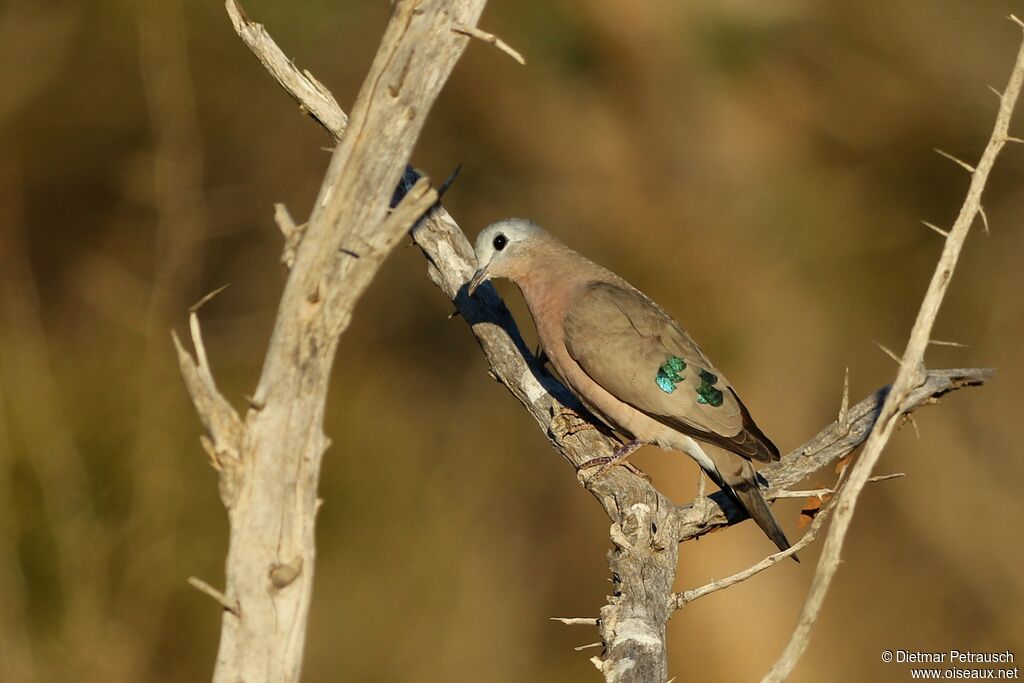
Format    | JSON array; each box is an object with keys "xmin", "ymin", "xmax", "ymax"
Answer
[{"xmin": 760, "ymin": 19, "xmax": 1024, "ymax": 683}]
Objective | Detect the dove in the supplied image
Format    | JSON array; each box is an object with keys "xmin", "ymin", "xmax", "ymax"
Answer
[{"xmin": 468, "ymin": 218, "xmax": 793, "ymax": 556}]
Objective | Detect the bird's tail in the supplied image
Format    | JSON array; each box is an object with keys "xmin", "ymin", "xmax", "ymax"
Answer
[{"xmin": 706, "ymin": 450, "xmax": 796, "ymax": 561}]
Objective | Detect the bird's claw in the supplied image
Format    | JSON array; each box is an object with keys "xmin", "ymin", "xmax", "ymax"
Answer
[{"xmin": 579, "ymin": 441, "xmax": 648, "ymax": 481}]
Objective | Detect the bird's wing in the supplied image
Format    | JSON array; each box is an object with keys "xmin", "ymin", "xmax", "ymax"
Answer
[{"xmin": 563, "ymin": 281, "xmax": 778, "ymax": 462}]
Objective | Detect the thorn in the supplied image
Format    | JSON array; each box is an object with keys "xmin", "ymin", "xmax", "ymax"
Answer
[
  {"xmin": 437, "ymin": 163, "xmax": 462, "ymax": 198},
  {"xmin": 447, "ymin": 308, "xmax": 461, "ymax": 320},
  {"xmin": 451, "ymin": 23, "xmax": 526, "ymax": 65},
  {"xmin": 575, "ymin": 642, "xmax": 603, "ymax": 651},
  {"xmin": 903, "ymin": 413, "xmax": 921, "ymax": 438},
  {"xmin": 1008, "ymin": 14, "xmax": 1024, "ymax": 31},
  {"xmin": 978, "ymin": 205, "xmax": 990, "ymax": 235},
  {"xmin": 838, "ymin": 367, "xmax": 850, "ymax": 429},
  {"xmin": 868, "ymin": 472, "xmax": 906, "ymax": 484},
  {"xmin": 189, "ymin": 283, "xmax": 231, "ymax": 313},
  {"xmin": 551, "ymin": 617, "xmax": 599, "ymax": 626},
  {"xmin": 873, "ymin": 340, "xmax": 902, "ymax": 364},
  {"xmin": 1004, "ymin": 135, "xmax": 1024, "ymax": 144},
  {"xmin": 933, "ymin": 148, "xmax": 976, "ymax": 173},
  {"xmin": 988, "ymin": 84, "xmax": 1003, "ymax": 99},
  {"xmin": 929, "ymin": 339, "xmax": 970, "ymax": 348},
  {"xmin": 920, "ymin": 220, "xmax": 949, "ymax": 238},
  {"xmin": 188, "ymin": 577, "xmax": 239, "ymax": 615}
]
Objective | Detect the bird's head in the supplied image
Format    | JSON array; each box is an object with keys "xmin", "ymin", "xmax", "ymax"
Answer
[{"xmin": 468, "ymin": 218, "xmax": 546, "ymax": 295}]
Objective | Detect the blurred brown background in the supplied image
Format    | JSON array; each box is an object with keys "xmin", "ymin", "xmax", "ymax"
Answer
[{"xmin": 1, "ymin": 0, "xmax": 1022, "ymax": 681}]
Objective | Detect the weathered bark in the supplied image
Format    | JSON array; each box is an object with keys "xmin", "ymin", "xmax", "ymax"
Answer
[{"xmin": 176, "ymin": 2, "xmax": 486, "ymax": 681}]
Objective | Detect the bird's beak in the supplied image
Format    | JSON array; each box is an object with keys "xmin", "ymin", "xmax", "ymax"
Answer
[{"xmin": 467, "ymin": 266, "xmax": 490, "ymax": 296}]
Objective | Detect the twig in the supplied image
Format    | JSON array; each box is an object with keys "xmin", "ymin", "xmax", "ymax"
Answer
[
  {"xmin": 452, "ymin": 23, "xmax": 526, "ymax": 65},
  {"xmin": 933, "ymin": 147, "xmax": 976, "ymax": 173},
  {"xmin": 772, "ymin": 473, "xmax": 903, "ymax": 499},
  {"xmin": 921, "ymin": 220, "xmax": 950, "ymax": 237},
  {"xmin": 873, "ymin": 340, "xmax": 902, "ymax": 364},
  {"xmin": 672, "ymin": 482, "xmax": 843, "ymax": 610},
  {"xmin": 673, "ymin": 469, "xmax": 905, "ymax": 611},
  {"xmin": 189, "ymin": 283, "xmax": 231, "ymax": 314},
  {"xmin": 188, "ymin": 576, "xmax": 239, "ymax": 615},
  {"xmin": 760, "ymin": 25, "xmax": 1024, "ymax": 683},
  {"xmin": 225, "ymin": 0, "xmax": 347, "ymax": 137},
  {"xmin": 929, "ymin": 339, "xmax": 969, "ymax": 348},
  {"xmin": 978, "ymin": 205, "xmax": 990, "ymax": 234},
  {"xmin": 552, "ymin": 617, "xmax": 600, "ymax": 626}
]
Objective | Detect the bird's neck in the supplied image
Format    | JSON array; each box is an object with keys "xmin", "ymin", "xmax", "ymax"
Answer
[{"xmin": 510, "ymin": 244, "xmax": 607, "ymax": 347}]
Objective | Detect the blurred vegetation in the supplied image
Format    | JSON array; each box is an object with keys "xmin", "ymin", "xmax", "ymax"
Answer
[{"xmin": 0, "ymin": 0, "xmax": 1022, "ymax": 681}]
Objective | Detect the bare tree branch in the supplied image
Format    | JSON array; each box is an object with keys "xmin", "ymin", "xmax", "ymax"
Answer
[
  {"xmin": 225, "ymin": 0, "xmax": 347, "ymax": 138},
  {"xmin": 224, "ymin": 6, "xmax": 997, "ymax": 682},
  {"xmin": 672, "ymin": 478, "xmax": 844, "ymax": 611},
  {"xmin": 760, "ymin": 22, "xmax": 1024, "ymax": 683},
  {"xmin": 452, "ymin": 23, "xmax": 527, "ymax": 65},
  {"xmin": 178, "ymin": 2, "xmax": 487, "ymax": 680},
  {"xmin": 671, "ymin": 472, "xmax": 899, "ymax": 610}
]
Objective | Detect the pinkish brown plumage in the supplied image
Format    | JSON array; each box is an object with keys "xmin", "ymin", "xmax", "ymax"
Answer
[{"xmin": 469, "ymin": 218, "xmax": 793, "ymax": 556}]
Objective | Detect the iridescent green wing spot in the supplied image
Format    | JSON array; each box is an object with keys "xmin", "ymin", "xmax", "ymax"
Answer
[
  {"xmin": 655, "ymin": 356, "xmax": 687, "ymax": 394},
  {"xmin": 695, "ymin": 368, "xmax": 723, "ymax": 407}
]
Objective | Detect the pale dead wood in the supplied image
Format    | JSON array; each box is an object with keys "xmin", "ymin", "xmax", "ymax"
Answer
[
  {"xmin": 760, "ymin": 22, "xmax": 1024, "ymax": 683},
  {"xmin": 177, "ymin": 2, "xmax": 487, "ymax": 681},
  {"xmin": 274, "ymin": 203, "xmax": 305, "ymax": 268},
  {"xmin": 225, "ymin": 0, "xmax": 347, "ymax": 137},
  {"xmin": 933, "ymin": 147, "xmax": 976, "ymax": 173},
  {"xmin": 553, "ymin": 617, "xmax": 601, "ymax": 626},
  {"xmin": 187, "ymin": 577, "xmax": 239, "ymax": 616},
  {"xmin": 671, "ymin": 473, "xmax": 901, "ymax": 610},
  {"xmin": 672, "ymin": 485, "xmax": 841, "ymax": 611},
  {"xmin": 772, "ymin": 473, "xmax": 903, "ymax": 500},
  {"xmin": 921, "ymin": 219, "xmax": 950, "ymax": 237},
  {"xmin": 452, "ymin": 23, "xmax": 527, "ymax": 65},
  {"xmin": 226, "ymin": 7, "xmax": 997, "ymax": 683}
]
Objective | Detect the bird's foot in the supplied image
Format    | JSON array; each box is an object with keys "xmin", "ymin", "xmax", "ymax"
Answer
[
  {"xmin": 552, "ymin": 406, "xmax": 597, "ymax": 437},
  {"xmin": 579, "ymin": 440, "xmax": 646, "ymax": 481}
]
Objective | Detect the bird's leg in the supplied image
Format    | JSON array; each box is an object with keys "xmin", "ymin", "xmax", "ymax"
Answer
[{"xmin": 580, "ymin": 440, "xmax": 645, "ymax": 480}]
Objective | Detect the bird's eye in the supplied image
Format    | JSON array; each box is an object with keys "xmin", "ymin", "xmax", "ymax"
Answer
[{"xmin": 492, "ymin": 233, "xmax": 508, "ymax": 251}]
